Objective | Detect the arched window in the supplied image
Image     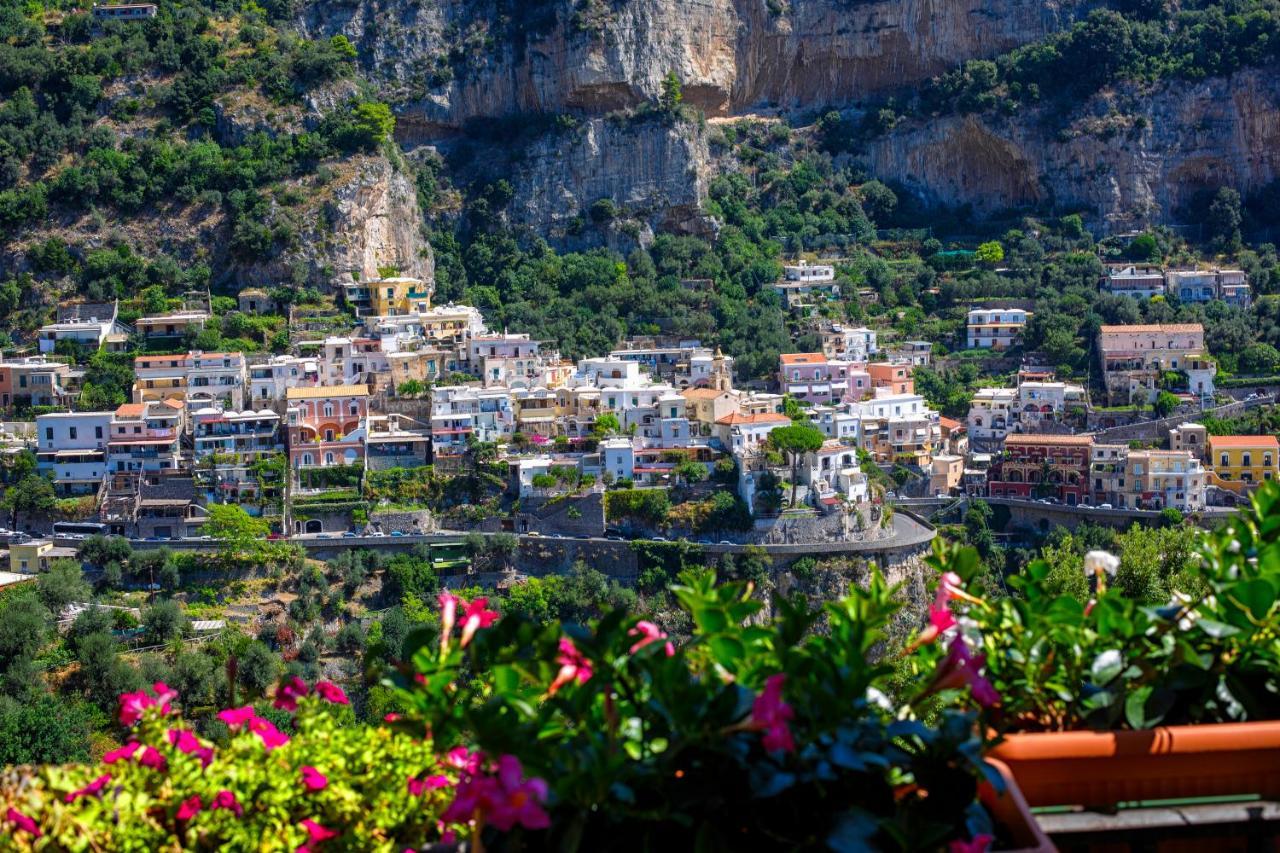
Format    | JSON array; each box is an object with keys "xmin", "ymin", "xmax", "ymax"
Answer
[
  {"xmin": 349, "ymin": 401, "xmax": 359, "ymax": 416},
  {"xmin": 1243, "ymin": 453, "xmax": 1252, "ymax": 468},
  {"xmin": 323, "ymin": 403, "xmax": 334, "ymax": 418},
  {"xmin": 324, "ymin": 452, "xmax": 335, "ymax": 465},
  {"xmin": 301, "ymin": 453, "xmax": 313, "ymax": 466}
]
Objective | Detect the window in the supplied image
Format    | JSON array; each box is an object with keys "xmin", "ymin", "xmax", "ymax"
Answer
[
  {"xmin": 69, "ymin": 427, "xmax": 77, "ymax": 440},
  {"xmin": 323, "ymin": 404, "xmax": 334, "ymax": 417},
  {"xmin": 45, "ymin": 427, "xmax": 52, "ymax": 440},
  {"xmin": 1221, "ymin": 453, "xmax": 1230, "ymax": 467},
  {"xmin": 95, "ymin": 426, "xmax": 103, "ymax": 439},
  {"xmin": 1266, "ymin": 454, "xmax": 1273, "ymax": 468}
]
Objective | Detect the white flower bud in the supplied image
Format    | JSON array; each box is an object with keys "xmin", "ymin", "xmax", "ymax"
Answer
[{"xmin": 1084, "ymin": 550, "xmax": 1120, "ymax": 578}]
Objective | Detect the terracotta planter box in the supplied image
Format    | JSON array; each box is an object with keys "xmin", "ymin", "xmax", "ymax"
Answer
[
  {"xmin": 987, "ymin": 721, "xmax": 1280, "ymax": 808},
  {"xmin": 980, "ymin": 758, "xmax": 1055, "ymax": 852}
]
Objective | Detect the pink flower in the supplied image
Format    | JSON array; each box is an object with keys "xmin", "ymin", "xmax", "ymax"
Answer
[
  {"xmin": 949, "ymin": 834, "xmax": 993, "ymax": 853},
  {"xmin": 438, "ymin": 592, "xmax": 460, "ymax": 650},
  {"xmin": 300, "ymin": 766, "xmax": 329, "ymax": 792},
  {"xmin": 274, "ymin": 676, "xmax": 311, "ymax": 711},
  {"xmin": 103, "ymin": 741, "xmax": 141, "ymax": 764},
  {"xmin": 751, "ymin": 674, "xmax": 796, "ymax": 753},
  {"xmin": 383, "ymin": 713, "xmax": 401, "ymax": 723},
  {"xmin": 313, "ymin": 681, "xmax": 349, "ymax": 705},
  {"xmin": 65, "ymin": 773, "xmax": 111, "ymax": 803},
  {"xmin": 407, "ymin": 775, "xmax": 450, "ymax": 796},
  {"xmin": 248, "ymin": 716, "xmax": 290, "ymax": 750},
  {"xmin": 300, "ymin": 818, "xmax": 338, "ymax": 847},
  {"xmin": 138, "ymin": 746, "xmax": 168, "ymax": 771},
  {"xmin": 168, "ymin": 729, "xmax": 213, "ymax": 767},
  {"xmin": 6, "ymin": 807, "xmax": 40, "ymax": 837},
  {"xmin": 488, "ymin": 755, "xmax": 550, "ymax": 832},
  {"xmin": 442, "ymin": 754, "xmax": 549, "ymax": 832},
  {"xmin": 176, "ymin": 795, "xmax": 202, "ymax": 821},
  {"xmin": 628, "ymin": 620, "xmax": 675, "ymax": 656},
  {"xmin": 927, "ymin": 636, "xmax": 1001, "ymax": 708},
  {"xmin": 459, "ymin": 597, "xmax": 499, "ymax": 648},
  {"xmin": 446, "ymin": 746, "xmax": 481, "ymax": 774},
  {"xmin": 218, "ymin": 706, "xmax": 256, "ymax": 729},
  {"xmin": 211, "ymin": 789, "xmax": 243, "ymax": 818},
  {"xmin": 547, "ymin": 637, "xmax": 593, "ymax": 695},
  {"xmin": 118, "ymin": 682, "xmax": 175, "ymax": 727}
]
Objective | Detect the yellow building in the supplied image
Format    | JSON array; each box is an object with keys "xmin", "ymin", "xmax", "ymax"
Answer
[
  {"xmin": 1206, "ymin": 435, "xmax": 1280, "ymax": 493},
  {"xmin": 343, "ymin": 277, "xmax": 432, "ymax": 317},
  {"xmin": 10, "ymin": 540, "xmax": 78, "ymax": 574}
]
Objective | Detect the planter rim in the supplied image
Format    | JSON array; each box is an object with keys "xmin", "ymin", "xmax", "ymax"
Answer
[
  {"xmin": 989, "ymin": 720, "xmax": 1280, "ymax": 761},
  {"xmin": 979, "ymin": 757, "xmax": 1054, "ymax": 853}
]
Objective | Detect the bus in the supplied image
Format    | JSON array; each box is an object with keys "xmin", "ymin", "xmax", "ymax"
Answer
[{"xmin": 52, "ymin": 521, "xmax": 108, "ymax": 541}]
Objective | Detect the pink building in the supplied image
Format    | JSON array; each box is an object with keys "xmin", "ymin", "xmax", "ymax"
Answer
[{"xmin": 285, "ymin": 385, "xmax": 369, "ymax": 469}]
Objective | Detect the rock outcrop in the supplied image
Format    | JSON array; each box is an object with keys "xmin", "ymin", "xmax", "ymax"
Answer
[
  {"xmin": 864, "ymin": 67, "xmax": 1280, "ymax": 231},
  {"xmin": 238, "ymin": 154, "xmax": 434, "ymax": 287},
  {"xmin": 504, "ymin": 116, "xmax": 716, "ymax": 250},
  {"xmin": 299, "ymin": 0, "xmax": 1087, "ymax": 132}
]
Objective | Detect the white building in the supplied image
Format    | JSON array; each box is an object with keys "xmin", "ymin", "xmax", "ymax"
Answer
[
  {"xmin": 967, "ymin": 388, "xmax": 1017, "ymax": 445},
  {"xmin": 783, "ymin": 261, "xmax": 835, "ymax": 282},
  {"xmin": 966, "ymin": 308, "xmax": 1031, "ymax": 350},
  {"xmin": 1016, "ymin": 381, "xmax": 1086, "ymax": 424},
  {"xmin": 600, "ymin": 438, "xmax": 636, "ymax": 483},
  {"xmin": 38, "ymin": 301, "xmax": 124, "ymax": 354},
  {"xmin": 35, "ymin": 412, "xmax": 112, "ymax": 495},
  {"xmin": 1102, "ymin": 265, "xmax": 1166, "ymax": 300}
]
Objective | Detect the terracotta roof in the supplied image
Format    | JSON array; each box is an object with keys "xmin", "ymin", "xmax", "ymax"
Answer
[
  {"xmin": 681, "ymin": 388, "xmax": 725, "ymax": 399},
  {"xmin": 286, "ymin": 385, "xmax": 368, "ymax": 400},
  {"xmin": 1098, "ymin": 324, "xmax": 1203, "ymax": 334},
  {"xmin": 162, "ymin": 398, "xmax": 184, "ymax": 410},
  {"xmin": 114, "ymin": 403, "xmax": 145, "ymax": 417},
  {"xmin": 939, "ymin": 416, "xmax": 964, "ymax": 431},
  {"xmin": 1004, "ymin": 434, "xmax": 1093, "ymax": 446},
  {"xmin": 779, "ymin": 352, "xmax": 826, "ymax": 366},
  {"xmin": 715, "ymin": 413, "xmax": 790, "ymax": 426},
  {"xmin": 1208, "ymin": 435, "xmax": 1280, "ymax": 449}
]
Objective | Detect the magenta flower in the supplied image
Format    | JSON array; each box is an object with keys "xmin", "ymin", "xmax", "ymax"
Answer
[
  {"xmin": 949, "ymin": 834, "xmax": 993, "ymax": 853},
  {"xmin": 446, "ymin": 746, "xmax": 482, "ymax": 774},
  {"xmin": 442, "ymin": 754, "xmax": 549, "ymax": 832},
  {"xmin": 103, "ymin": 741, "xmax": 141, "ymax": 764},
  {"xmin": 313, "ymin": 681, "xmax": 349, "ymax": 705},
  {"xmin": 138, "ymin": 746, "xmax": 168, "ymax": 771},
  {"xmin": 218, "ymin": 706, "xmax": 256, "ymax": 728},
  {"xmin": 459, "ymin": 597, "xmax": 499, "ymax": 648},
  {"xmin": 6, "ymin": 807, "xmax": 40, "ymax": 837},
  {"xmin": 407, "ymin": 774, "xmax": 450, "ymax": 796},
  {"xmin": 176, "ymin": 795, "xmax": 203, "ymax": 821},
  {"xmin": 300, "ymin": 766, "xmax": 329, "ymax": 792},
  {"xmin": 274, "ymin": 676, "xmax": 311, "ymax": 711},
  {"xmin": 299, "ymin": 818, "xmax": 338, "ymax": 849},
  {"xmin": 168, "ymin": 729, "xmax": 213, "ymax": 767},
  {"xmin": 383, "ymin": 712, "xmax": 401, "ymax": 723},
  {"xmin": 751, "ymin": 674, "xmax": 796, "ymax": 753},
  {"xmin": 65, "ymin": 773, "xmax": 111, "ymax": 803},
  {"xmin": 248, "ymin": 716, "xmax": 290, "ymax": 750},
  {"xmin": 928, "ymin": 636, "xmax": 1001, "ymax": 708},
  {"xmin": 547, "ymin": 637, "xmax": 593, "ymax": 695},
  {"xmin": 212, "ymin": 789, "xmax": 243, "ymax": 817},
  {"xmin": 628, "ymin": 620, "xmax": 675, "ymax": 656},
  {"xmin": 488, "ymin": 755, "xmax": 550, "ymax": 831},
  {"xmin": 118, "ymin": 682, "xmax": 177, "ymax": 727}
]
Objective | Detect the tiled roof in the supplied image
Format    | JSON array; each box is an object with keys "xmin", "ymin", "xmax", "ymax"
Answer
[
  {"xmin": 681, "ymin": 388, "xmax": 725, "ymax": 399},
  {"xmin": 114, "ymin": 403, "xmax": 145, "ymax": 417},
  {"xmin": 715, "ymin": 413, "xmax": 790, "ymax": 426},
  {"xmin": 1098, "ymin": 324, "xmax": 1203, "ymax": 334},
  {"xmin": 1004, "ymin": 434, "xmax": 1093, "ymax": 446},
  {"xmin": 286, "ymin": 385, "xmax": 368, "ymax": 400},
  {"xmin": 779, "ymin": 352, "xmax": 826, "ymax": 366},
  {"xmin": 1208, "ymin": 435, "xmax": 1280, "ymax": 449}
]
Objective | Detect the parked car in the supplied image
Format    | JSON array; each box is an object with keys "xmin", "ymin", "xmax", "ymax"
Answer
[
  {"xmin": 1098, "ymin": 503, "xmax": 1113, "ymax": 509},
  {"xmin": 341, "ymin": 531, "xmax": 357, "ymax": 538},
  {"xmin": 718, "ymin": 540, "xmax": 733, "ymax": 546},
  {"xmin": 390, "ymin": 530, "xmax": 405, "ymax": 537},
  {"xmin": 525, "ymin": 532, "xmax": 542, "ymax": 538}
]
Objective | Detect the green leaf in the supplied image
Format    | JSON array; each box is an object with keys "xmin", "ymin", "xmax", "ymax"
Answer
[
  {"xmin": 1197, "ymin": 618, "xmax": 1242, "ymax": 638},
  {"xmin": 827, "ymin": 808, "xmax": 880, "ymax": 852},
  {"xmin": 1090, "ymin": 649, "xmax": 1124, "ymax": 685},
  {"xmin": 708, "ymin": 635, "xmax": 745, "ymax": 668},
  {"xmin": 1229, "ymin": 579, "xmax": 1276, "ymax": 620}
]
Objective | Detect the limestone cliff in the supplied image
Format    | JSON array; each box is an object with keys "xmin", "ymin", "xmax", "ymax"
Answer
[
  {"xmin": 242, "ymin": 153, "xmax": 435, "ymax": 286},
  {"xmin": 503, "ymin": 116, "xmax": 715, "ymax": 250},
  {"xmin": 864, "ymin": 67, "xmax": 1280, "ymax": 231},
  {"xmin": 299, "ymin": 0, "xmax": 1087, "ymax": 132}
]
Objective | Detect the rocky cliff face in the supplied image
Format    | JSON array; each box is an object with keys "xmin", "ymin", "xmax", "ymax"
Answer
[
  {"xmin": 504, "ymin": 116, "xmax": 715, "ymax": 250},
  {"xmin": 234, "ymin": 154, "xmax": 434, "ymax": 287},
  {"xmin": 300, "ymin": 0, "xmax": 1086, "ymax": 132},
  {"xmin": 864, "ymin": 67, "xmax": 1280, "ymax": 231}
]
